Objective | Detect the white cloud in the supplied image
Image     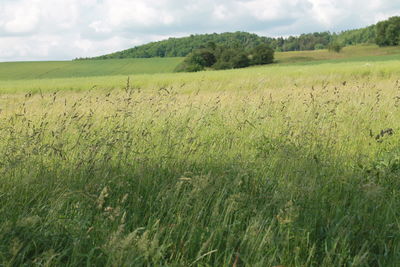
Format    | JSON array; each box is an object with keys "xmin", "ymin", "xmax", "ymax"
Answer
[
  {"xmin": 3, "ymin": 4, "xmax": 40, "ymax": 33},
  {"xmin": 309, "ymin": 0, "xmax": 344, "ymax": 27},
  {"xmin": 0, "ymin": 0, "xmax": 399, "ymax": 61},
  {"xmin": 89, "ymin": 21, "xmax": 112, "ymax": 34},
  {"xmin": 213, "ymin": 4, "xmax": 232, "ymax": 20},
  {"xmin": 240, "ymin": 0, "xmax": 311, "ymax": 21}
]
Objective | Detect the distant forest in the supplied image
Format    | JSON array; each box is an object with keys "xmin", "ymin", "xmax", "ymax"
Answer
[{"xmin": 82, "ymin": 17, "xmax": 397, "ymax": 60}]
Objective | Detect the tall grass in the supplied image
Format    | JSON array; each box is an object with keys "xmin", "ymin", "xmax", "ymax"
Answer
[{"xmin": 0, "ymin": 72, "xmax": 399, "ymax": 265}]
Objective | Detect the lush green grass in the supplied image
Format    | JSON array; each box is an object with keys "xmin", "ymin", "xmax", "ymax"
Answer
[
  {"xmin": 1, "ymin": 51, "xmax": 400, "ymax": 266},
  {"xmin": 0, "ymin": 57, "xmax": 183, "ymax": 81}
]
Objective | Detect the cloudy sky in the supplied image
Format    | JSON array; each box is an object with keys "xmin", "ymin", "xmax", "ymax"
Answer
[{"xmin": 0, "ymin": 0, "xmax": 399, "ymax": 61}]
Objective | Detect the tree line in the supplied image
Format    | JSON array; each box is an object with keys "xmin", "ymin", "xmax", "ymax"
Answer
[
  {"xmin": 79, "ymin": 16, "xmax": 399, "ymax": 60},
  {"xmin": 376, "ymin": 16, "xmax": 400, "ymax": 46}
]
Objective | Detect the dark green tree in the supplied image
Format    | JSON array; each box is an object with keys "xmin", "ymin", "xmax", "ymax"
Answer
[
  {"xmin": 231, "ymin": 53, "xmax": 250, "ymax": 68},
  {"xmin": 174, "ymin": 48, "xmax": 216, "ymax": 72},
  {"xmin": 250, "ymin": 44, "xmax": 274, "ymax": 65},
  {"xmin": 376, "ymin": 16, "xmax": 400, "ymax": 46},
  {"xmin": 206, "ymin": 41, "xmax": 217, "ymax": 50},
  {"xmin": 212, "ymin": 48, "xmax": 237, "ymax": 70}
]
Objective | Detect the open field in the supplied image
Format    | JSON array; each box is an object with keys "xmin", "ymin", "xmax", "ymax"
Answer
[
  {"xmin": 275, "ymin": 44, "xmax": 400, "ymax": 64},
  {"xmin": 1, "ymin": 45, "xmax": 400, "ymax": 83},
  {"xmin": 0, "ymin": 57, "xmax": 183, "ymax": 81},
  {"xmin": 1, "ymin": 53, "xmax": 400, "ymax": 266}
]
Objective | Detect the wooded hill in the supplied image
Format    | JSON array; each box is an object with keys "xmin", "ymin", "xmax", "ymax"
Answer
[{"xmin": 83, "ymin": 17, "xmax": 397, "ymax": 60}]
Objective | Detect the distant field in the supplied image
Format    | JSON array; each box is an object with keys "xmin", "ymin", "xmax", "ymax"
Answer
[
  {"xmin": 0, "ymin": 57, "xmax": 183, "ymax": 80},
  {"xmin": 275, "ymin": 44, "xmax": 400, "ymax": 64},
  {"xmin": 1, "ymin": 45, "xmax": 400, "ymax": 83}
]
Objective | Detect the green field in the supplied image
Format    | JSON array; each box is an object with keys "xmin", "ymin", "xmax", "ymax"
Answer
[
  {"xmin": 0, "ymin": 57, "xmax": 183, "ymax": 81},
  {"xmin": 275, "ymin": 44, "xmax": 400, "ymax": 64},
  {"xmin": 1, "ymin": 47, "xmax": 400, "ymax": 266},
  {"xmin": 2, "ymin": 45, "xmax": 400, "ymax": 83}
]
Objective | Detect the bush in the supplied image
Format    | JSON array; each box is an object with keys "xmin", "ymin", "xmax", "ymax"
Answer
[
  {"xmin": 176, "ymin": 43, "xmax": 273, "ymax": 72},
  {"xmin": 328, "ymin": 42, "xmax": 343, "ymax": 53},
  {"xmin": 174, "ymin": 61, "xmax": 204, "ymax": 72},
  {"xmin": 211, "ymin": 48, "xmax": 237, "ymax": 70},
  {"xmin": 184, "ymin": 49, "xmax": 216, "ymax": 68},
  {"xmin": 194, "ymin": 49, "xmax": 217, "ymax": 67},
  {"xmin": 250, "ymin": 44, "xmax": 274, "ymax": 65},
  {"xmin": 174, "ymin": 49, "xmax": 216, "ymax": 72},
  {"xmin": 212, "ymin": 49, "xmax": 250, "ymax": 70},
  {"xmin": 212, "ymin": 61, "xmax": 233, "ymax": 70},
  {"xmin": 231, "ymin": 53, "xmax": 250, "ymax": 68}
]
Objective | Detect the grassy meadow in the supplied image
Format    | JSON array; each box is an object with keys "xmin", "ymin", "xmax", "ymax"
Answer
[
  {"xmin": 275, "ymin": 44, "xmax": 400, "ymax": 64},
  {"xmin": 0, "ymin": 57, "xmax": 183, "ymax": 81},
  {"xmin": 1, "ymin": 48, "xmax": 400, "ymax": 266}
]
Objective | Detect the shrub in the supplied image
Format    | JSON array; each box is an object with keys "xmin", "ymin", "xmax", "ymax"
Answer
[
  {"xmin": 174, "ymin": 61, "xmax": 204, "ymax": 72},
  {"xmin": 174, "ymin": 49, "xmax": 216, "ymax": 72},
  {"xmin": 212, "ymin": 49, "xmax": 238, "ymax": 70},
  {"xmin": 328, "ymin": 42, "xmax": 343, "ymax": 53},
  {"xmin": 231, "ymin": 53, "xmax": 250, "ymax": 68},
  {"xmin": 212, "ymin": 61, "xmax": 233, "ymax": 70},
  {"xmin": 211, "ymin": 48, "xmax": 251, "ymax": 70},
  {"xmin": 194, "ymin": 49, "xmax": 217, "ymax": 67},
  {"xmin": 176, "ymin": 43, "xmax": 272, "ymax": 72},
  {"xmin": 250, "ymin": 44, "xmax": 274, "ymax": 65}
]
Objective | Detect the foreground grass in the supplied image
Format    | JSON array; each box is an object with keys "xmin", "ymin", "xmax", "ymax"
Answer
[{"xmin": 1, "ymin": 63, "xmax": 400, "ymax": 265}]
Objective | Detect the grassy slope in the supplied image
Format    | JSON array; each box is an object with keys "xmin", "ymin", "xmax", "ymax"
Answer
[
  {"xmin": 275, "ymin": 44, "xmax": 400, "ymax": 64},
  {"xmin": 0, "ymin": 57, "xmax": 183, "ymax": 81},
  {"xmin": 1, "ymin": 47, "xmax": 400, "ymax": 266}
]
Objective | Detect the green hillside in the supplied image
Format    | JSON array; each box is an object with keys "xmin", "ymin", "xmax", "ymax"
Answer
[
  {"xmin": 88, "ymin": 32, "xmax": 270, "ymax": 59},
  {"xmin": 87, "ymin": 23, "xmax": 376, "ymax": 60}
]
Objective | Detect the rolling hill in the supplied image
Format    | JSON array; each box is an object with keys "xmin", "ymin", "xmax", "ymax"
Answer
[{"xmin": 86, "ymin": 23, "xmax": 376, "ymax": 60}]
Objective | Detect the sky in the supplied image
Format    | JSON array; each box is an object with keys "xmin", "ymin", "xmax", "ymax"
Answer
[{"xmin": 0, "ymin": 0, "xmax": 399, "ymax": 62}]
